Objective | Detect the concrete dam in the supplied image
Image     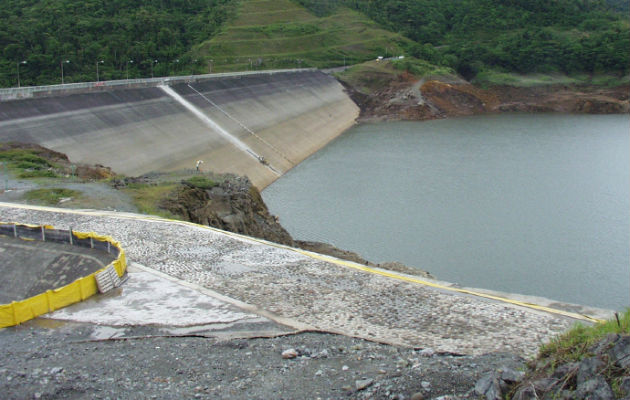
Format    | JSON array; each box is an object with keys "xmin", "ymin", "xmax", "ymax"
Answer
[{"xmin": 0, "ymin": 70, "xmax": 359, "ymax": 188}]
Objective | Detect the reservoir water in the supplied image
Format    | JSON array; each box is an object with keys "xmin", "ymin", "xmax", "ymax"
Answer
[{"xmin": 262, "ymin": 114, "xmax": 630, "ymax": 311}]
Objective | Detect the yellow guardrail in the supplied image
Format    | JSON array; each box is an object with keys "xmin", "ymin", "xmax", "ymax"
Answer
[{"xmin": 0, "ymin": 222, "xmax": 126, "ymax": 328}]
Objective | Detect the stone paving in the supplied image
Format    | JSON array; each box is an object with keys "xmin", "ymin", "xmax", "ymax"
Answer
[{"xmin": 0, "ymin": 203, "xmax": 580, "ymax": 356}]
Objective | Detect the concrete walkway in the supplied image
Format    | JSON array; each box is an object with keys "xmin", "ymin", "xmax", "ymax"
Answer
[{"xmin": 0, "ymin": 203, "xmax": 612, "ymax": 356}]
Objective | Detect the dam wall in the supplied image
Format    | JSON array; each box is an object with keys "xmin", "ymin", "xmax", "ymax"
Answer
[{"xmin": 0, "ymin": 70, "xmax": 359, "ymax": 188}]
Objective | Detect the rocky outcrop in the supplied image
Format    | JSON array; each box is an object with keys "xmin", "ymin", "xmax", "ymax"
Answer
[
  {"xmin": 476, "ymin": 333, "xmax": 630, "ymax": 400},
  {"xmin": 158, "ymin": 175, "xmax": 294, "ymax": 246},
  {"xmin": 341, "ymin": 72, "xmax": 630, "ymax": 122},
  {"xmin": 295, "ymin": 240, "xmax": 373, "ymax": 265},
  {"xmin": 156, "ymin": 174, "xmax": 437, "ymax": 278}
]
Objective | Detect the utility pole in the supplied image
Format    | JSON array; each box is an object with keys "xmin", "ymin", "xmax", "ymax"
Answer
[
  {"xmin": 126, "ymin": 60, "xmax": 133, "ymax": 80},
  {"xmin": 96, "ymin": 60, "xmax": 104, "ymax": 82},
  {"xmin": 17, "ymin": 60, "xmax": 26, "ymax": 88},
  {"xmin": 61, "ymin": 60, "xmax": 70, "ymax": 84},
  {"xmin": 151, "ymin": 59, "xmax": 158, "ymax": 78}
]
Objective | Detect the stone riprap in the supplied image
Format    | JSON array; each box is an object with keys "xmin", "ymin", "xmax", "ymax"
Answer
[{"xmin": 0, "ymin": 203, "xmax": 577, "ymax": 356}]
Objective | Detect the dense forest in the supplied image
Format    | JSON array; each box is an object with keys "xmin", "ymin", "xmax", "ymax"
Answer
[
  {"xmin": 296, "ymin": 0, "xmax": 629, "ymax": 78},
  {"xmin": 0, "ymin": 0, "xmax": 628, "ymax": 87},
  {"xmin": 0, "ymin": 0, "xmax": 234, "ymax": 87}
]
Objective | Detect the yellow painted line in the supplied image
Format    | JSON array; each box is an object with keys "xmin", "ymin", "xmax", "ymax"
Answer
[{"xmin": 0, "ymin": 202, "xmax": 605, "ymax": 323}]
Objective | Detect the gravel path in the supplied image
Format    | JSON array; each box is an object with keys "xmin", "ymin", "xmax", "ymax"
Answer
[
  {"xmin": 1, "ymin": 321, "xmax": 525, "ymax": 400},
  {"xmin": 0, "ymin": 172, "xmax": 138, "ymax": 212}
]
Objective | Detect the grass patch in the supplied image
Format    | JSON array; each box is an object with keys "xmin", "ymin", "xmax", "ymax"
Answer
[
  {"xmin": 23, "ymin": 188, "xmax": 81, "ymax": 205},
  {"xmin": 335, "ymin": 60, "xmax": 403, "ymax": 94},
  {"xmin": 0, "ymin": 148, "xmax": 59, "ymax": 178},
  {"xmin": 538, "ymin": 310, "xmax": 630, "ymax": 364},
  {"xmin": 473, "ymin": 70, "xmax": 587, "ymax": 87},
  {"xmin": 182, "ymin": 176, "xmax": 217, "ymax": 190},
  {"xmin": 336, "ymin": 58, "xmax": 451, "ymax": 95},
  {"xmin": 121, "ymin": 183, "xmax": 178, "ymax": 219},
  {"xmin": 391, "ymin": 57, "xmax": 454, "ymax": 78},
  {"xmin": 513, "ymin": 310, "xmax": 630, "ymax": 398},
  {"xmin": 192, "ymin": 1, "xmax": 412, "ymax": 70},
  {"xmin": 474, "ymin": 70, "xmax": 630, "ymax": 88}
]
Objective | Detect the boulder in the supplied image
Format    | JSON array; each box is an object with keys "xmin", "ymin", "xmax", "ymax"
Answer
[{"xmin": 575, "ymin": 377, "xmax": 614, "ymax": 400}]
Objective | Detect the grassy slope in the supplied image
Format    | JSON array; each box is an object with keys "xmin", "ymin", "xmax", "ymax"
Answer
[
  {"xmin": 191, "ymin": 0, "xmax": 413, "ymax": 71},
  {"xmin": 335, "ymin": 58, "xmax": 456, "ymax": 94}
]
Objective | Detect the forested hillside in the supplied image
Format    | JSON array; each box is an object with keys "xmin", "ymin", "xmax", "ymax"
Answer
[
  {"xmin": 297, "ymin": 0, "xmax": 629, "ymax": 78},
  {"xmin": 0, "ymin": 0, "xmax": 235, "ymax": 87},
  {"xmin": 1, "ymin": 0, "xmax": 628, "ymax": 87}
]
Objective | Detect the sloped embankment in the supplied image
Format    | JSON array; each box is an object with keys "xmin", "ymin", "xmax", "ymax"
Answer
[
  {"xmin": 0, "ymin": 70, "xmax": 359, "ymax": 190},
  {"xmin": 337, "ymin": 63, "xmax": 630, "ymax": 121}
]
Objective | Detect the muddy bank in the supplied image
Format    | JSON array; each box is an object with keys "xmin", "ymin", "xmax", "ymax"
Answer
[{"xmin": 339, "ymin": 73, "xmax": 629, "ymax": 122}]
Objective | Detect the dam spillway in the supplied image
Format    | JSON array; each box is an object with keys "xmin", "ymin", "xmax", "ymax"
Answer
[{"xmin": 0, "ymin": 70, "xmax": 359, "ymax": 188}]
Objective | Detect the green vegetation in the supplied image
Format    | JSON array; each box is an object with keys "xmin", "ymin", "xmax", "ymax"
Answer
[
  {"xmin": 0, "ymin": 148, "xmax": 59, "ymax": 178},
  {"xmin": 0, "ymin": 0, "xmax": 235, "ymax": 87},
  {"xmin": 183, "ymin": 176, "xmax": 217, "ymax": 190},
  {"xmin": 192, "ymin": 0, "xmax": 411, "ymax": 71},
  {"xmin": 298, "ymin": 0, "xmax": 630, "ymax": 79},
  {"xmin": 473, "ymin": 71, "xmax": 586, "ymax": 87},
  {"xmin": 391, "ymin": 57, "xmax": 454, "ymax": 78},
  {"xmin": 1, "ymin": 0, "xmax": 628, "ymax": 86},
  {"xmin": 335, "ymin": 58, "xmax": 453, "ymax": 95},
  {"xmin": 519, "ymin": 310, "xmax": 630, "ymax": 398},
  {"xmin": 539, "ymin": 310, "xmax": 629, "ymax": 364},
  {"xmin": 120, "ymin": 182, "xmax": 178, "ymax": 219},
  {"xmin": 23, "ymin": 188, "xmax": 81, "ymax": 205}
]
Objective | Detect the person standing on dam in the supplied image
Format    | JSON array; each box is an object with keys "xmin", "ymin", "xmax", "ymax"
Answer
[{"xmin": 196, "ymin": 160, "xmax": 203, "ymax": 173}]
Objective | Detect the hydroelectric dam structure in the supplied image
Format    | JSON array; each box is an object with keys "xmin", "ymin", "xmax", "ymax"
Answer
[{"xmin": 0, "ymin": 69, "xmax": 359, "ymax": 188}]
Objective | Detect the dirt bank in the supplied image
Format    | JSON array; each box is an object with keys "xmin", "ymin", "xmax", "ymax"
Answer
[{"xmin": 339, "ymin": 71, "xmax": 630, "ymax": 122}]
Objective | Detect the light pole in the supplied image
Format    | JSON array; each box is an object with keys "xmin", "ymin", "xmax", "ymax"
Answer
[
  {"xmin": 96, "ymin": 60, "xmax": 104, "ymax": 82},
  {"xmin": 151, "ymin": 59, "xmax": 158, "ymax": 78},
  {"xmin": 60, "ymin": 60, "xmax": 70, "ymax": 84},
  {"xmin": 126, "ymin": 60, "xmax": 133, "ymax": 80},
  {"xmin": 209, "ymin": 59, "xmax": 213, "ymax": 73},
  {"xmin": 174, "ymin": 59, "xmax": 179, "ymax": 74},
  {"xmin": 17, "ymin": 60, "xmax": 26, "ymax": 88}
]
